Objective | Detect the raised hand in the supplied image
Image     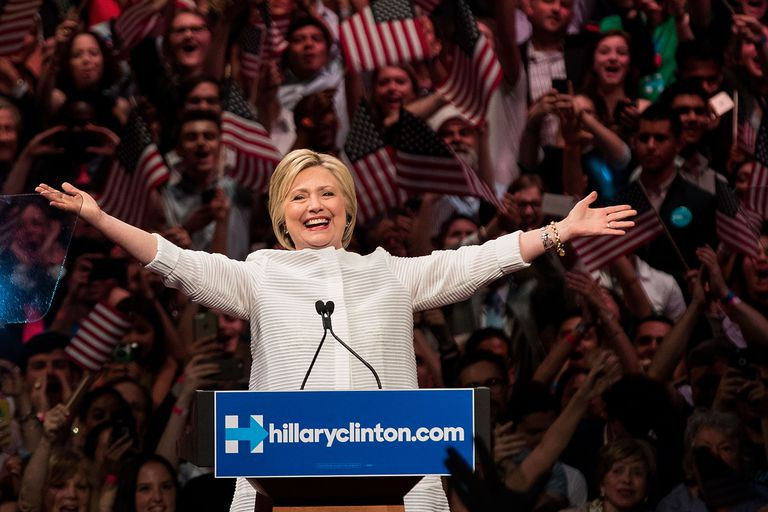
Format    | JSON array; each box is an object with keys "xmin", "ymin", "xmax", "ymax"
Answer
[
  {"xmin": 35, "ymin": 182, "xmax": 97, "ymax": 223},
  {"xmin": 561, "ymin": 191, "xmax": 636, "ymax": 240},
  {"xmin": 42, "ymin": 403, "xmax": 71, "ymax": 443}
]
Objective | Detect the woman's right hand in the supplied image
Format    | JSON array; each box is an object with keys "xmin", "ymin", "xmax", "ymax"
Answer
[{"xmin": 36, "ymin": 182, "xmax": 102, "ymax": 226}]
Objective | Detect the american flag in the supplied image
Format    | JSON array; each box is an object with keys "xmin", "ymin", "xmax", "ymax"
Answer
[
  {"xmin": 344, "ymin": 101, "xmax": 404, "ymax": 222},
  {"xmin": 340, "ymin": 0, "xmax": 430, "ymax": 72},
  {"xmin": 0, "ymin": 0, "xmax": 43, "ymax": 56},
  {"xmin": 221, "ymin": 83, "xmax": 281, "ymax": 191},
  {"xmin": 239, "ymin": 24, "xmax": 266, "ymax": 81},
  {"xmin": 434, "ymin": 0, "xmax": 502, "ymax": 124},
  {"xmin": 747, "ymin": 119, "xmax": 768, "ymax": 218},
  {"xmin": 255, "ymin": 2, "xmax": 289, "ymax": 58},
  {"xmin": 98, "ymin": 113, "xmax": 170, "ymax": 227},
  {"xmin": 571, "ymin": 183, "xmax": 664, "ymax": 272},
  {"xmin": 412, "ymin": 0, "xmax": 442, "ymax": 14},
  {"xmin": 717, "ymin": 179, "xmax": 762, "ymax": 258},
  {"xmin": 113, "ymin": 0, "xmax": 164, "ymax": 51},
  {"xmin": 393, "ymin": 109, "xmax": 498, "ymax": 206},
  {"xmin": 66, "ymin": 302, "xmax": 130, "ymax": 372}
]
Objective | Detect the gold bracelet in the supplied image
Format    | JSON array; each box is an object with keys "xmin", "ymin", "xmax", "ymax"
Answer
[{"xmin": 549, "ymin": 221, "xmax": 565, "ymax": 257}]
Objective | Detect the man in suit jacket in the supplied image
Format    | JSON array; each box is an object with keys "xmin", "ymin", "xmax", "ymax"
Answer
[{"xmin": 631, "ymin": 104, "xmax": 717, "ymax": 282}]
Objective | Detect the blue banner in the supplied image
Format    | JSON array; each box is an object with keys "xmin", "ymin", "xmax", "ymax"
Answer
[{"xmin": 214, "ymin": 389, "xmax": 475, "ymax": 477}]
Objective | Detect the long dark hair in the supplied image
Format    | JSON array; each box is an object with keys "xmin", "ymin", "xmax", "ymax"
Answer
[
  {"xmin": 580, "ymin": 30, "xmax": 638, "ymax": 126},
  {"xmin": 114, "ymin": 454, "xmax": 179, "ymax": 512},
  {"xmin": 56, "ymin": 30, "xmax": 120, "ymax": 95}
]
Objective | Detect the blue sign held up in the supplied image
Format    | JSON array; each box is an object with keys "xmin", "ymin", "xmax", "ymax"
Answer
[{"xmin": 214, "ymin": 389, "xmax": 477, "ymax": 478}]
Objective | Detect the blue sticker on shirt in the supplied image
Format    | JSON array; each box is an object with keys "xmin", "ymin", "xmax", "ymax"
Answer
[{"xmin": 670, "ymin": 206, "xmax": 692, "ymax": 228}]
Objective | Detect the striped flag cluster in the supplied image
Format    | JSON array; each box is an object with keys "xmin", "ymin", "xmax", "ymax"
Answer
[
  {"xmin": 0, "ymin": 0, "xmax": 43, "ymax": 56},
  {"xmin": 239, "ymin": 24, "xmax": 266, "ymax": 81},
  {"xmin": 412, "ymin": 0, "xmax": 442, "ymax": 14},
  {"xmin": 393, "ymin": 109, "xmax": 498, "ymax": 206},
  {"xmin": 747, "ymin": 119, "xmax": 768, "ymax": 219},
  {"xmin": 253, "ymin": 2, "xmax": 289, "ymax": 59},
  {"xmin": 66, "ymin": 302, "xmax": 131, "ymax": 372},
  {"xmin": 434, "ymin": 0, "xmax": 502, "ymax": 124},
  {"xmin": 98, "ymin": 113, "xmax": 170, "ymax": 227},
  {"xmin": 113, "ymin": 0, "xmax": 164, "ymax": 51},
  {"xmin": 221, "ymin": 83, "xmax": 281, "ymax": 191},
  {"xmin": 344, "ymin": 101, "xmax": 404, "ymax": 222},
  {"xmin": 340, "ymin": 0, "xmax": 431, "ymax": 72},
  {"xmin": 571, "ymin": 183, "xmax": 664, "ymax": 272},
  {"xmin": 717, "ymin": 179, "xmax": 762, "ymax": 258}
]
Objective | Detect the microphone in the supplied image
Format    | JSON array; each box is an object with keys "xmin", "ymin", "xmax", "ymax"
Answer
[
  {"xmin": 301, "ymin": 302, "xmax": 330, "ymax": 390},
  {"xmin": 300, "ymin": 300, "xmax": 382, "ymax": 390}
]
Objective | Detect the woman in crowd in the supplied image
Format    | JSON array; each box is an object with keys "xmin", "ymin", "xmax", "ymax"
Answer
[
  {"xmin": 114, "ymin": 454, "xmax": 178, "ymax": 512},
  {"xmin": 36, "ymin": 148, "xmax": 634, "ymax": 511},
  {"xmin": 40, "ymin": 26, "xmax": 127, "ymax": 129},
  {"xmin": 575, "ymin": 438, "xmax": 655, "ymax": 512},
  {"xmin": 581, "ymin": 31, "xmax": 641, "ymax": 137},
  {"xmin": 657, "ymin": 409, "xmax": 768, "ymax": 512}
]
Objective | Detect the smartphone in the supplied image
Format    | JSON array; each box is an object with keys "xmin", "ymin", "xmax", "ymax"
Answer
[
  {"xmin": 551, "ymin": 78, "xmax": 569, "ymax": 94},
  {"xmin": 211, "ymin": 358, "xmax": 245, "ymax": 381},
  {"xmin": 201, "ymin": 188, "xmax": 216, "ymax": 204},
  {"xmin": 729, "ymin": 348, "xmax": 756, "ymax": 380},
  {"xmin": 109, "ymin": 413, "xmax": 136, "ymax": 445},
  {"xmin": 613, "ymin": 99, "xmax": 636, "ymax": 123},
  {"xmin": 193, "ymin": 312, "xmax": 219, "ymax": 342}
]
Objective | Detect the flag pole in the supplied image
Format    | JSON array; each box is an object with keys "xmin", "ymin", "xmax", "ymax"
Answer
[
  {"xmin": 732, "ymin": 91, "xmax": 739, "ymax": 144},
  {"xmin": 635, "ymin": 180, "xmax": 691, "ymax": 272}
]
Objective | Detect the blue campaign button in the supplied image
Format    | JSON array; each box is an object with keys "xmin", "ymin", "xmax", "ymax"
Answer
[{"xmin": 670, "ymin": 206, "xmax": 692, "ymax": 228}]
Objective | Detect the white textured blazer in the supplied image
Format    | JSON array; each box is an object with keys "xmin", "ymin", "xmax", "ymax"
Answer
[{"xmin": 146, "ymin": 231, "xmax": 530, "ymax": 512}]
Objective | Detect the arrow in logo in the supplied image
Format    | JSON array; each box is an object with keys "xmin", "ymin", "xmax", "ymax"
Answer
[{"xmin": 225, "ymin": 415, "xmax": 268, "ymax": 453}]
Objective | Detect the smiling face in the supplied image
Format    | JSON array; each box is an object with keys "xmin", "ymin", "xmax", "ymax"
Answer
[
  {"xmin": 741, "ymin": 41, "xmax": 764, "ymax": 79},
  {"xmin": 742, "ymin": 235, "xmax": 768, "ymax": 297},
  {"xmin": 601, "ymin": 456, "xmax": 649, "ymax": 511},
  {"xmin": 739, "ymin": 0, "xmax": 768, "ymax": 19},
  {"xmin": 283, "ymin": 166, "xmax": 347, "ymax": 250},
  {"xmin": 45, "ymin": 472, "xmax": 89, "ymax": 512},
  {"xmin": 374, "ymin": 66, "xmax": 416, "ymax": 115},
  {"xmin": 287, "ymin": 25, "xmax": 329, "ymax": 79},
  {"xmin": 526, "ymin": 0, "xmax": 573, "ymax": 37},
  {"xmin": 0, "ymin": 108, "xmax": 18, "ymax": 163},
  {"xmin": 168, "ymin": 12, "xmax": 211, "ymax": 73},
  {"xmin": 183, "ymin": 81, "xmax": 221, "ymax": 115},
  {"xmin": 177, "ymin": 119, "xmax": 221, "ymax": 181},
  {"xmin": 671, "ymin": 94, "xmax": 708, "ymax": 146},
  {"xmin": 69, "ymin": 33, "xmax": 104, "ymax": 90},
  {"xmin": 593, "ymin": 34, "xmax": 630, "ymax": 88},
  {"xmin": 135, "ymin": 461, "xmax": 176, "ymax": 512}
]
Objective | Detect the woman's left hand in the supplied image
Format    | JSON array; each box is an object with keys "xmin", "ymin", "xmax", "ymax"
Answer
[{"xmin": 561, "ymin": 191, "xmax": 635, "ymax": 241}]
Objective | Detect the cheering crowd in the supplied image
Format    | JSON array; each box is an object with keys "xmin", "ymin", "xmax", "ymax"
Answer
[{"xmin": 1, "ymin": 0, "xmax": 768, "ymax": 510}]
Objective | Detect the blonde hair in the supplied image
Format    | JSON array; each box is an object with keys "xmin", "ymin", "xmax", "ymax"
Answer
[{"xmin": 268, "ymin": 149, "xmax": 357, "ymax": 250}]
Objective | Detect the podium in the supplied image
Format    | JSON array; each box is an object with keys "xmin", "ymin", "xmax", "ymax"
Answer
[{"xmin": 183, "ymin": 389, "xmax": 490, "ymax": 512}]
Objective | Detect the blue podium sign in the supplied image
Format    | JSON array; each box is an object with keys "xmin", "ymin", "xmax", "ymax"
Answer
[{"xmin": 214, "ymin": 389, "xmax": 475, "ymax": 478}]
